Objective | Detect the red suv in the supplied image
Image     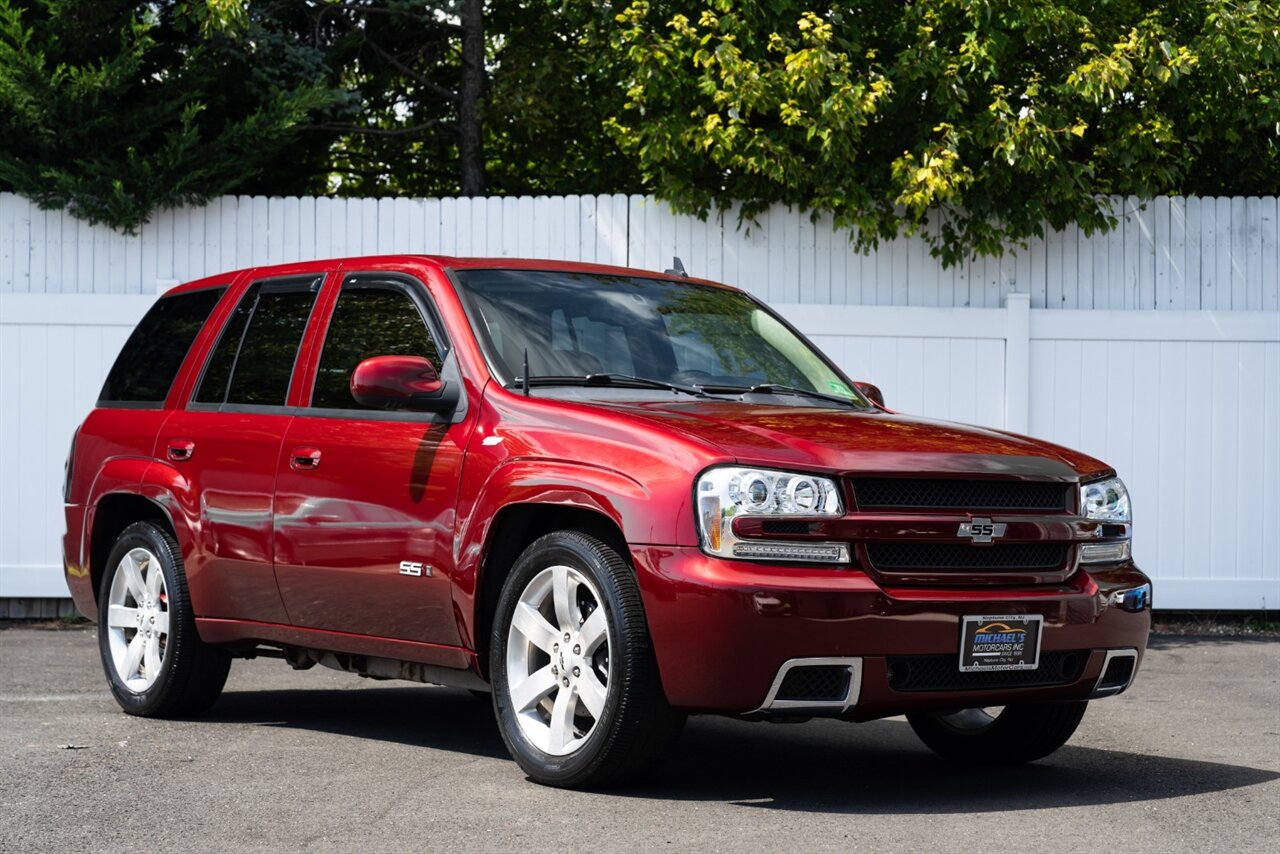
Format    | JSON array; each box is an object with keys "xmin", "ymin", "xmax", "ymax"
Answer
[{"xmin": 64, "ymin": 256, "xmax": 1151, "ymax": 787}]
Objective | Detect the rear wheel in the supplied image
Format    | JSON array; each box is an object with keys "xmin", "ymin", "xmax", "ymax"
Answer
[
  {"xmin": 490, "ymin": 531, "xmax": 684, "ymax": 788},
  {"xmin": 907, "ymin": 701, "xmax": 1088, "ymax": 764},
  {"xmin": 97, "ymin": 521, "xmax": 231, "ymax": 717}
]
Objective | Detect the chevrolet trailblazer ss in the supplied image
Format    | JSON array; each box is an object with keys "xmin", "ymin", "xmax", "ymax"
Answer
[{"xmin": 63, "ymin": 256, "xmax": 1151, "ymax": 788}]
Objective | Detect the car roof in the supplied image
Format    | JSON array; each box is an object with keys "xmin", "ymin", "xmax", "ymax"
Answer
[{"xmin": 164, "ymin": 254, "xmax": 736, "ymax": 297}]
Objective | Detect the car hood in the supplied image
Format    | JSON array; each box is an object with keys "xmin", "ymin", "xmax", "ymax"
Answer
[{"xmin": 588, "ymin": 399, "xmax": 1109, "ymax": 479}]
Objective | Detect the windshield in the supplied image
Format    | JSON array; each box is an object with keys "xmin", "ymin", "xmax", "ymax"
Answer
[{"xmin": 452, "ymin": 269, "xmax": 867, "ymax": 406}]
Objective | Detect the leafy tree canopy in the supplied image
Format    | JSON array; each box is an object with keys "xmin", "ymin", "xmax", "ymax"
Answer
[
  {"xmin": 0, "ymin": 1, "xmax": 641, "ymax": 228},
  {"xmin": 604, "ymin": 0, "xmax": 1280, "ymax": 263},
  {"xmin": 0, "ymin": 0, "xmax": 335, "ymax": 231}
]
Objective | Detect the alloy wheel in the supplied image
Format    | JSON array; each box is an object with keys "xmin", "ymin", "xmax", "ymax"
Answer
[
  {"xmin": 105, "ymin": 547, "xmax": 170, "ymax": 692},
  {"xmin": 505, "ymin": 564, "xmax": 613, "ymax": 756}
]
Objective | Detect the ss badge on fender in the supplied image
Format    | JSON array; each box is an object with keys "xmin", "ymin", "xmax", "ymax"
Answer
[
  {"xmin": 399, "ymin": 561, "xmax": 430, "ymax": 577},
  {"xmin": 957, "ymin": 518, "xmax": 1007, "ymax": 544}
]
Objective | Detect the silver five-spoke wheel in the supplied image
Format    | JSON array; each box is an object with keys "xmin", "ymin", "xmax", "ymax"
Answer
[
  {"xmin": 506, "ymin": 564, "xmax": 612, "ymax": 756},
  {"xmin": 492, "ymin": 531, "xmax": 684, "ymax": 787},
  {"xmin": 105, "ymin": 547, "xmax": 170, "ymax": 692},
  {"xmin": 98, "ymin": 521, "xmax": 230, "ymax": 717}
]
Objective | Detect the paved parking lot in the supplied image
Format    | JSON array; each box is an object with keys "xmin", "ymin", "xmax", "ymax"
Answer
[{"xmin": 1, "ymin": 627, "xmax": 1277, "ymax": 852}]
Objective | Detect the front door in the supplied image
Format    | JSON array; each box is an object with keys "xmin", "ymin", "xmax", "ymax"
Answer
[{"xmin": 272, "ymin": 274, "xmax": 473, "ymax": 645}]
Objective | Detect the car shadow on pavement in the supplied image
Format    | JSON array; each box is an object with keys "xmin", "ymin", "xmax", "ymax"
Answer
[
  {"xmin": 205, "ymin": 687, "xmax": 1277, "ymax": 814},
  {"xmin": 206, "ymin": 686, "xmax": 510, "ymax": 760},
  {"xmin": 624, "ymin": 716, "xmax": 1280, "ymax": 814}
]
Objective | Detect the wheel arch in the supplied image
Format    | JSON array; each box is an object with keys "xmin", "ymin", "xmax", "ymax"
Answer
[
  {"xmin": 86, "ymin": 458, "xmax": 197, "ymax": 612},
  {"xmin": 471, "ymin": 501, "xmax": 628, "ymax": 680},
  {"xmin": 88, "ymin": 492, "xmax": 178, "ymax": 609}
]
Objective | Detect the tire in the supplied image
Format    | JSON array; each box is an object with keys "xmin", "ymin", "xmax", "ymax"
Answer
[
  {"xmin": 907, "ymin": 701, "xmax": 1088, "ymax": 764},
  {"xmin": 490, "ymin": 531, "xmax": 684, "ymax": 788},
  {"xmin": 97, "ymin": 521, "xmax": 231, "ymax": 717}
]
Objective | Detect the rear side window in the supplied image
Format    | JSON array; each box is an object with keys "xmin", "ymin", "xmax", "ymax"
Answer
[
  {"xmin": 310, "ymin": 282, "xmax": 444, "ymax": 410},
  {"xmin": 194, "ymin": 277, "xmax": 320, "ymax": 407},
  {"xmin": 99, "ymin": 288, "xmax": 225, "ymax": 404}
]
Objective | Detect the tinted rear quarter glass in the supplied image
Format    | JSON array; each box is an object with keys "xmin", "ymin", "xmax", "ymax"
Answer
[
  {"xmin": 99, "ymin": 287, "xmax": 225, "ymax": 404},
  {"xmin": 194, "ymin": 278, "xmax": 320, "ymax": 406}
]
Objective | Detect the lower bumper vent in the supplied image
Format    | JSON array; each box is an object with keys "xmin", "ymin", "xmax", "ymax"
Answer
[
  {"xmin": 755, "ymin": 657, "xmax": 863, "ymax": 714},
  {"xmin": 1091, "ymin": 648, "xmax": 1139, "ymax": 698},
  {"xmin": 775, "ymin": 665, "xmax": 851, "ymax": 703},
  {"xmin": 886, "ymin": 650, "xmax": 1087, "ymax": 692}
]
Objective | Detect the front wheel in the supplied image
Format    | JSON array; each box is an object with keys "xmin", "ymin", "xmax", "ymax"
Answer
[
  {"xmin": 97, "ymin": 521, "xmax": 231, "ymax": 717},
  {"xmin": 907, "ymin": 701, "xmax": 1088, "ymax": 764},
  {"xmin": 490, "ymin": 531, "xmax": 684, "ymax": 788}
]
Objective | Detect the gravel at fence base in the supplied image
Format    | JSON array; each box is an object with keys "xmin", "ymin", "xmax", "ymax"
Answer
[{"xmin": 2, "ymin": 628, "xmax": 1277, "ymax": 853}]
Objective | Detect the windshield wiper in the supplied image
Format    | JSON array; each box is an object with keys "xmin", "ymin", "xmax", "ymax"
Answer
[
  {"xmin": 746, "ymin": 383, "xmax": 865, "ymax": 409},
  {"xmin": 586, "ymin": 373, "xmax": 710, "ymax": 397},
  {"xmin": 506, "ymin": 373, "xmax": 709, "ymax": 398}
]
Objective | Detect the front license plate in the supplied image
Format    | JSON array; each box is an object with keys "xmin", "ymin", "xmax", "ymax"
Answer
[{"xmin": 959, "ymin": 614, "xmax": 1043, "ymax": 672}]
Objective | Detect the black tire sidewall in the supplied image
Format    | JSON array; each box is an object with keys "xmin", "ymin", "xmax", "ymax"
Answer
[
  {"xmin": 490, "ymin": 532, "xmax": 635, "ymax": 786},
  {"xmin": 908, "ymin": 701, "xmax": 1088, "ymax": 764},
  {"xmin": 97, "ymin": 521, "xmax": 190, "ymax": 716}
]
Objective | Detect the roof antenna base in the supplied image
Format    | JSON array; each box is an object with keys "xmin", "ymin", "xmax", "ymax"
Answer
[{"xmin": 664, "ymin": 256, "xmax": 689, "ymax": 277}]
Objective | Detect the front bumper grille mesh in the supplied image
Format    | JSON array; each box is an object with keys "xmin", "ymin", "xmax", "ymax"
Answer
[
  {"xmin": 886, "ymin": 650, "xmax": 1087, "ymax": 692},
  {"xmin": 867, "ymin": 542, "xmax": 1068, "ymax": 571}
]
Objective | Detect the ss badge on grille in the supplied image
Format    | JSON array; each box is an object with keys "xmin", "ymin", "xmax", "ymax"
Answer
[{"xmin": 957, "ymin": 518, "xmax": 1007, "ymax": 544}]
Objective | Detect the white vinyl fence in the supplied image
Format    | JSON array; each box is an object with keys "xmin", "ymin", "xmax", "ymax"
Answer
[
  {"xmin": 0, "ymin": 192, "xmax": 1278, "ymax": 609},
  {"xmin": 3, "ymin": 192, "xmax": 1277, "ymax": 310}
]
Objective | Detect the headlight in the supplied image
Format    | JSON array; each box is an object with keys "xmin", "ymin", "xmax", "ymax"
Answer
[
  {"xmin": 1081, "ymin": 476, "xmax": 1131, "ymax": 522},
  {"xmin": 696, "ymin": 466, "xmax": 849, "ymax": 563}
]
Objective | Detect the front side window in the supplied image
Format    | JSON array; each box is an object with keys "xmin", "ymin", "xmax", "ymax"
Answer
[
  {"xmin": 310, "ymin": 281, "xmax": 444, "ymax": 410},
  {"xmin": 194, "ymin": 278, "xmax": 320, "ymax": 407},
  {"xmin": 100, "ymin": 287, "xmax": 225, "ymax": 404},
  {"xmin": 453, "ymin": 269, "xmax": 864, "ymax": 404}
]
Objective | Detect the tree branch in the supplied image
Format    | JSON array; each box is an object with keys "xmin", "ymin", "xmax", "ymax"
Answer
[
  {"xmin": 362, "ymin": 37, "xmax": 461, "ymax": 103},
  {"xmin": 304, "ymin": 118, "xmax": 451, "ymax": 137}
]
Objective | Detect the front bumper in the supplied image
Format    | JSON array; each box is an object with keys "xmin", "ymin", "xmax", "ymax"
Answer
[{"xmin": 630, "ymin": 546, "xmax": 1151, "ymax": 718}]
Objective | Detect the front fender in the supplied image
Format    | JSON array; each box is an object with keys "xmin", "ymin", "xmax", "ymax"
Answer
[{"xmin": 454, "ymin": 457, "xmax": 651, "ymax": 594}]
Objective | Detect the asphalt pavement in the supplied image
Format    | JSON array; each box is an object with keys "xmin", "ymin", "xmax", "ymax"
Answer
[{"xmin": 1, "ymin": 627, "xmax": 1277, "ymax": 852}]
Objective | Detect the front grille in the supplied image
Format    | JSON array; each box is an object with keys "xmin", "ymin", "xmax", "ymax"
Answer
[
  {"xmin": 853, "ymin": 478, "xmax": 1070, "ymax": 512},
  {"xmin": 867, "ymin": 542, "xmax": 1068, "ymax": 571},
  {"xmin": 775, "ymin": 665, "xmax": 851, "ymax": 702},
  {"xmin": 886, "ymin": 650, "xmax": 1087, "ymax": 692}
]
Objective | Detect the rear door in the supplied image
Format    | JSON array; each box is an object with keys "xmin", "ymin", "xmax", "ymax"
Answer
[
  {"xmin": 159, "ymin": 275, "xmax": 323, "ymax": 623},
  {"xmin": 272, "ymin": 272, "xmax": 474, "ymax": 645}
]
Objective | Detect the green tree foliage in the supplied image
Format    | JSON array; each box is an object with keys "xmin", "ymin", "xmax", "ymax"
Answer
[
  {"xmin": 605, "ymin": 1, "xmax": 1280, "ymax": 263},
  {"xmin": 0, "ymin": 1, "xmax": 642, "ymax": 226},
  {"xmin": 319, "ymin": 1, "xmax": 642, "ymax": 199},
  {"xmin": 0, "ymin": 1, "xmax": 335, "ymax": 231},
  {"xmin": 482, "ymin": 1, "xmax": 642, "ymax": 196}
]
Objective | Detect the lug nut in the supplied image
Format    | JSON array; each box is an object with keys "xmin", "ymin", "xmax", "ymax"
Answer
[
  {"xmin": 572, "ymin": 666, "xmax": 580, "ymax": 677},
  {"xmin": 573, "ymin": 644, "xmax": 580, "ymax": 655},
  {"xmin": 553, "ymin": 643, "xmax": 559, "ymax": 652},
  {"xmin": 563, "ymin": 633, "xmax": 571, "ymax": 643},
  {"xmin": 561, "ymin": 678, "xmax": 570, "ymax": 687},
  {"xmin": 551, "ymin": 666, "xmax": 558, "ymax": 675}
]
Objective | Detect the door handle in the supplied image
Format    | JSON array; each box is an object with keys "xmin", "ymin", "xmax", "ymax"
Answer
[
  {"xmin": 166, "ymin": 439, "xmax": 195, "ymax": 462},
  {"xmin": 290, "ymin": 447, "xmax": 322, "ymax": 471}
]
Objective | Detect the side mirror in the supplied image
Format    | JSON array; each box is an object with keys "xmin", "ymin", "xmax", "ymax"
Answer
[
  {"xmin": 853, "ymin": 381, "xmax": 886, "ymax": 409},
  {"xmin": 350, "ymin": 355, "xmax": 459, "ymax": 413}
]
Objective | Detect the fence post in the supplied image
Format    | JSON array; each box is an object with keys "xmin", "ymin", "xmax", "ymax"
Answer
[{"xmin": 1003, "ymin": 293, "xmax": 1031, "ymax": 433}]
